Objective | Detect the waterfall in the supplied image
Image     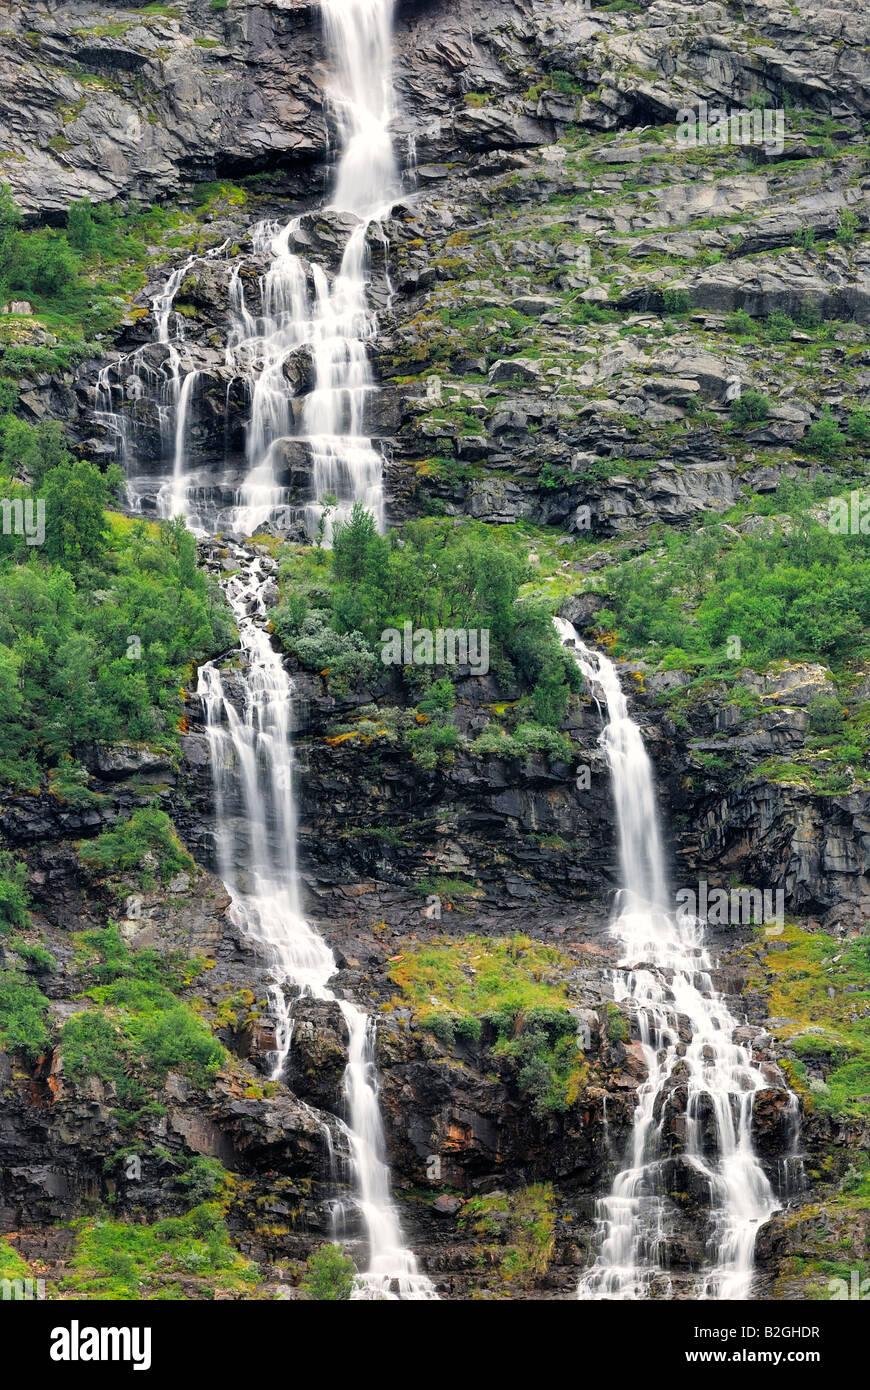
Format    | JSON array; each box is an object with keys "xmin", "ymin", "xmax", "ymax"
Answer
[
  {"xmin": 150, "ymin": 0, "xmax": 433, "ymax": 1298},
  {"xmin": 555, "ymin": 618, "xmax": 794, "ymax": 1300},
  {"xmin": 216, "ymin": 0, "xmax": 399, "ymax": 539},
  {"xmin": 198, "ymin": 542, "xmax": 436, "ymax": 1299}
]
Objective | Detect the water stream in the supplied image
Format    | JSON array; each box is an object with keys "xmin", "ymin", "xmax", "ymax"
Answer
[
  {"xmin": 106, "ymin": 0, "xmax": 435, "ymax": 1299},
  {"xmin": 555, "ymin": 618, "xmax": 794, "ymax": 1300}
]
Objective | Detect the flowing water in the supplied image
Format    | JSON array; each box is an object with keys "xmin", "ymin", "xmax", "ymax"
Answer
[
  {"xmin": 104, "ymin": 0, "xmax": 435, "ymax": 1298},
  {"xmin": 198, "ymin": 543, "xmax": 435, "ymax": 1298},
  {"xmin": 555, "ymin": 618, "xmax": 794, "ymax": 1300}
]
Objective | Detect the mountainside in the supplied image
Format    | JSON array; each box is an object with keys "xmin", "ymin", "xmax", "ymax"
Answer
[{"xmin": 0, "ymin": 0, "xmax": 869, "ymax": 1303}]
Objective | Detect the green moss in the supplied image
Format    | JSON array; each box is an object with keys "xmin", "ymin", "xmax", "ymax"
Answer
[
  {"xmin": 61, "ymin": 1204, "xmax": 257, "ymax": 1300},
  {"xmin": 748, "ymin": 925, "xmax": 870, "ymax": 1120},
  {"xmin": 390, "ymin": 936, "xmax": 586, "ymax": 1114},
  {"xmin": 459, "ymin": 1185, "xmax": 556, "ymax": 1293},
  {"xmin": 390, "ymin": 934, "xmax": 574, "ymax": 1020}
]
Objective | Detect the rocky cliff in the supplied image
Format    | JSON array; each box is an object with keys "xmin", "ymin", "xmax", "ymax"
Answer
[{"xmin": 1, "ymin": 0, "xmax": 869, "ymax": 1300}]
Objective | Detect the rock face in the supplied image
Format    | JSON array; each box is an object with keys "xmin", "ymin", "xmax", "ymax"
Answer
[{"xmin": 2, "ymin": 0, "xmax": 870, "ymax": 1301}]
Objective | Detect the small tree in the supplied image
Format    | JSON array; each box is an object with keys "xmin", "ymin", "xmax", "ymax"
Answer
[
  {"xmin": 729, "ymin": 390, "xmax": 770, "ymax": 425},
  {"xmin": 300, "ymin": 1244, "xmax": 357, "ymax": 1301},
  {"xmin": 805, "ymin": 408, "xmax": 845, "ymax": 460}
]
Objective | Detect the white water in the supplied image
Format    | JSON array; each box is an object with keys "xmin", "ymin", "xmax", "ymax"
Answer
[
  {"xmin": 555, "ymin": 619, "xmax": 789, "ymax": 1300},
  {"xmin": 199, "ymin": 543, "xmax": 436, "ymax": 1299},
  {"xmin": 215, "ymin": 0, "xmax": 399, "ymax": 539},
  {"xmin": 184, "ymin": 0, "xmax": 433, "ymax": 1298},
  {"xmin": 95, "ymin": 241, "xmax": 229, "ymax": 519}
]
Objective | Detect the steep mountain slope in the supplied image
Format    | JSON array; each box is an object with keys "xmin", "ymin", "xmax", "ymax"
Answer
[{"xmin": 0, "ymin": 0, "xmax": 868, "ymax": 1300}]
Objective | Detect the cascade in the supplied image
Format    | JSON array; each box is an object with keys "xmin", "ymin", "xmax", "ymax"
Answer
[
  {"xmin": 555, "ymin": 618, "xmax": 796, "ymax": 1300},
  {"xmin": 106, "ymin": 0, "xmax": 435, "ymax": 1298},
  {"xmin": 198, "ymin": 543, "xmax": 435, "ymax": 1299}
]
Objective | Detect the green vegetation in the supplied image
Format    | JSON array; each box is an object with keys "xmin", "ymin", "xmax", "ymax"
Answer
[
  {"xmin": 594, "ymin": 490, "xmax": 870, "ymax": 669},
  {"xmin": 272, "ymin": 504, "xmax": 580, "ymax": 723},
  {"xmin": 748, "ymin": 924, "xmax": 870, "ymax": 1120},
  {"xmin": 299, "ymin": 1244, "xmax": 357, "ymax": 1300},
  {"xmin": 79, "ymin": 808, "xmax": 195, "ymax": 889},
  {"xmin": 0, "ymin": 181, "xmax": 242, "ymax": 361},
  {"xmin": 60, "ymin": 922, "xmax": 222, "ymax": 1104},
  {"xmin": 0, "ymin": 495, "xmax": 233, "ymax": 786},
  {"xmin": 0, "ymin": 1236, "xmax": 35, "ymax": 1284},
  {"xmin": 0, "ymin": 971, "xmax": 50, "ymax": 1060},
  {"xmin": 459, "ymin": 1185, "xmax": 556, "ymax": 1293},
  {"xmin": 389, "ymin": 935, "xmax": 586, "ymax": 1114},
  {"xmin": 61, "ymin": 1204, "xmax": 257, "ymax": 1299},
  {"xmin": 0, "ymin": 850, "xmax": 31, "ymax": 932},
  {"xmin": 729, "ymin": 389, "xmax": 770, "ymax": 425},
  {"xmin": 805, "ymin": 408, "xmax": 846, "ymax": 460}
]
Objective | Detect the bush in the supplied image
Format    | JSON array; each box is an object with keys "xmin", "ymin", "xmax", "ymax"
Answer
[
  {"xmin": 764, "ymin": 309, "xmax": 796, "ymax": 343},
  {"xmin": 172, "ymin": 1157, "xmax": 231, "ymax": 1206},
  {"xmin": 606, "ymin": 1002, "xmax": 627, "ymax": 1042},
  {"xmin": 79, "ymin": 809, "xmax": 195, "ymax": 888},
  {"xmin": 405, "ymin": 712, "xmax": 461, "ymax": 769},
  {"xmin": 662, "ymin": 288, "xmax": 691, "ymax": 315},
  {"xmin": 0, "ymin": 851, "xmax": 31, "ymax": 932},
  {"xmin": 729, "ymin": 389, "xmax": 770, "ymax": 425},
  {"xmin": 808, "ymin": 696, "xmax": 846, "ymax": 735},
  {"xmin": 836, "ymin": 210, "xmax": 859, "ymax": 245},
  {"xmin": 274, "ymin": 506, "xmax": 574, "ymax": 714},
  {"xmin": 805, "ymin": 408, "xmax": 846, "ymax": 459},
  {"xmin": 848, "ymin": 408, "xmax": 870, "ymax": 442},
  {"xmin": 0, "ymin": 973, "xmax": 50, "ymax": 1059},
  {"xmin": 0, "ymin": 513, "xmax": 234, "ymax": 779},
  {"xmin": 300, "ymin": 1244, "xmax": 357, "ymax": 1301},
  {"xmin": 61, "ymin": 1011, "xmax": 126, "ymax": 1083},
  {"xmin": 724, "ymin": 309, "xmax": 758, "ymax": 337},
  {"xmin": 133, "ymin": 1006, "xmax": 224, "ymax": 1085},
  {"xmin": 12, "ymin": 940, "xmax": 56, "ymax": 972}
]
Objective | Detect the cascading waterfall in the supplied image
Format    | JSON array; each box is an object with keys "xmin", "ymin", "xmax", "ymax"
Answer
[
  {"xmin": 213, "ymin": 0, "xmax": 400, "ymax": 539},
  {"xmin": 555, "ymin": 618, "xmax": 793, "ymax": 1300},
  {"xmin": 198, "ymin": 542, "xmax": 436, "ymax": 1299},
  {"xmin": 165, "ymin": 0, "xmax": 433, "ymax": 1298},
  {"xmin": 96, "ymin": 241, "xmax": 229, "ymax": 519}
]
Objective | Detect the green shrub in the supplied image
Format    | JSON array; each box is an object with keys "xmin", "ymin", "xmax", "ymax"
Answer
[
  {"xmin": 0, "ymin": 514, "xmax": 234, "ymax": 780},
  {"xmin": 405, "ymin": 712, "xmax": 461, "ymax": 768},
  {"xmin": 808, "ymin": 696, "xmax": 846, "ymax": 735},
  {"xmin": 300, "ymin": 1244, "xmax": 357, "ymax": 1301},
  {"xmin": 662, "ymin": 288, "xmax": 691, "ymax": 315},
  {"xmin": 729, "ymin": 389, "xmax": 770, "ymax": 425},
  {"xmin": 11, "ymin": 939, "xmax": 56, "ymax": 972},
  {"xmin": 133, "ymin": 1006, "xmax": 224, "ymax": 1084},
  {"xmin": 61, "ymin": 1011, "xmax": 127, "ymax": 1083},
  {"xmin": 805, "ymin": 408, "xmax": 846, "ymax": 459},
  {"xmin": 764, "ymin": 310, "xmax": 795, "ymax": 343},
  {"xmin": 62, "ymin": 1203, "xmax": 256, "ymax": 1299},
  {"xmin": 836, "ymin": 210, "xmax": 859, "ymax": 245},
  {"xmin": 274, "ymin": 506, "xmax": 574, "ymax": 714},
  {"xmin": 724, "ymin": 309, "xmax": 758, "ymax": 337},
  {"xmin": 606, "ymin": 1001, "xmax": 627, "ymax": 1043},
  {"xmin": 172, "ymin": 1156, "xmax": 231, "ymax": 1206},
  {"xmin": 79, "ymin": 809, "xmax": 195, "ymax": 888},
  {"xmin": 0, "ymin": 852, "xmax": 31, "ymax": 932},
  {"xmin": 0, "ymin": 973, "xmax": 50, "ymax": 1059},
  {"xmin": 848, "ymin": 408, "xmax": 870, "ymax": 442}
]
